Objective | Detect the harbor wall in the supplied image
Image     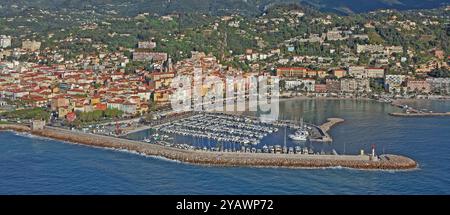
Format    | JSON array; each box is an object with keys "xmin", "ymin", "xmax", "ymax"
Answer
[{"xmin": 0, "ymin": 124, "xmax": 417, "ymax": 170}]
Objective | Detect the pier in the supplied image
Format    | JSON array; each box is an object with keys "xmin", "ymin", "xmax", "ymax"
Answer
[
  {"xmin": 389, "ymin": 99, "xmax": 450, "ymax": 117},
  {"xmin": 0, "ymin": 124, "xmax": 417, "ymax": 170},
  {"xmin": 309, "ymin": 118, "xmax": 345, "ymax": 142},
  {"xmin": 389, "ymin": 112, "xmax": 450, "ymax": 117}
]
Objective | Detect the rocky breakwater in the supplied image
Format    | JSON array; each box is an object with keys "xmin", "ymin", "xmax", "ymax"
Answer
[
  {"xmin": 311, "ymin": 118, "xmax": 345, "ymax": 142},
  {"xmin": 27, "ymin": 126, "xmax": 417, "ymax": 170},
  {"xmin": 0, "ymin": 124, "xmax": 31, "ymax": 132},
  {"xmin": 389, "ymin": 112, "xmax": 450, "ymax": 117}
]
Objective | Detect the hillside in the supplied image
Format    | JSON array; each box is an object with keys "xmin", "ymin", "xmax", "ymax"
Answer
[{"xmin": 0, "ymin": 0, "xmax": 448, "ymax": 16}]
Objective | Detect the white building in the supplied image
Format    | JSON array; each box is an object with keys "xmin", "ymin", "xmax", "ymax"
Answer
[
  {"xmin": 365, "ymin": 68, "xmax": 385, "ymax": 78},
  {"xmin": 385, "ymin": 75, "xmax": 406, "ymax": 93},
  {"xmin": 22, "ymin": 40, "xmax": 41, "ymax": 51},
  {"xmin": 340, "ymin": 78, "xmax": 371, "ymax": 93},
  {"xmin": 426, "ymin": 78, "xmax": 450, "ymax": 95},
  {"xmin": 0, "ymin": 35, "xmax": 11, "ymax": 48},
  {"xmin": 285, "ymin": 79, "xmax": 316, "ymax": 92},
  {"xmin": 357, "ymin": 44, "xmax": 384, "ymax": 54},
  {"xmin": 0, "ymin": 99, "xmax": 7, "ymax": 106},
  {"xmin": 348, "ymin": 66, "xmax": 366, "ymax": 78}
]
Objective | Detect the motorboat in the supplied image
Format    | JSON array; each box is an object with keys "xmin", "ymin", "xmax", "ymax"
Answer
[{"xmin": 289, "ymin": 129, "xmax": 309, "ymax": 141}]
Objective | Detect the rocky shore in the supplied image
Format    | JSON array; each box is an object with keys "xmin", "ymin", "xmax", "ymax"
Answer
[{"xmin": 0, "ymin": 124, "xmax": 417, "ymax": 170}]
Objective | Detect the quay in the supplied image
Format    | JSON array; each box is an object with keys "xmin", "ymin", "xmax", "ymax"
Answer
[
  {"xmin": 389, "ymin": 100, "xmax": 450, "ymax": 117},
  {"xmin": 389, "ymin": 99, "xmax": 450, "ymax": 117},
  {"xmin": 389, "ymin": 112, "xmax": 450, "ymax": 117},
  {"xmin": 0, "ymin": 124, "xmax": 417, "ymax": 170}
]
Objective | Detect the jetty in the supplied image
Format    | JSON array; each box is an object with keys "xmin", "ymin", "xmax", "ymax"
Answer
[
  {"xmin": 389, "ymin": 99, "xmax": 450, "ymax": 117},
  {"xmin": 0, "ymin": 124, "xmax": 417, "ymax": 170},
  {"xmin": 310, "ymin": 118, "xmax": 345, "ymax": 142},
  {"xmin": 389, "ymin": 112, "xmax": 450, "ymax": 117}
]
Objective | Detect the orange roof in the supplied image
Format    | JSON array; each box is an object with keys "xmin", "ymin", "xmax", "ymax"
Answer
[{"xmin": 95, "ymin": 103, "xmax": 107, "ymax": 110}]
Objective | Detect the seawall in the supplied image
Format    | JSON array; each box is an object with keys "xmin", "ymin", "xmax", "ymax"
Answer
[{"xmin": 1, "ymin": 124, "xmax": 417, "ymax": 170}]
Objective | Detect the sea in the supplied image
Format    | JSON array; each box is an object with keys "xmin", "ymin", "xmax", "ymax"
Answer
[{"xmin": 1, "ymin": 99, "xmax": 450, "ymax": 194}]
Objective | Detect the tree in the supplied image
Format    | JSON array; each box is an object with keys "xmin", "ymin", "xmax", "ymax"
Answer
[{"xmin": 428, "ymin": 68, "xmax": 450, "ymax": 78}]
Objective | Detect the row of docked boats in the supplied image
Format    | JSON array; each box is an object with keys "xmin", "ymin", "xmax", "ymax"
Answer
[
  {"xmin": 157, "ymin": 113, "xmax": 279, "ymax": 145},
  {"xmin": 262, "ymin": 145, "xmax": 315, "ymax": 154}
]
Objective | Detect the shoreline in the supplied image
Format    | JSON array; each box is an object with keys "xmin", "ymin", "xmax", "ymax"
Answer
[{"xmin": 0, "ymin": 124, "xmax": 417, "ymax": 170}]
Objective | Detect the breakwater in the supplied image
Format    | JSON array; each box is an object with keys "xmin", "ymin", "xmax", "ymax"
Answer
[
  {"xmin": 310, "ymin": 118, "xmax": 345, "ymax": 142},
  {"xmin": 389, "ymin": 99, "xmax": 450, "ymax": 117},
  {"xmin": 0, "ymin": 124, "xmax": 417, "ymax": 170},
  {"xmin": 389, "ymin": 112, "xmax": 450, "ymax": 117}
]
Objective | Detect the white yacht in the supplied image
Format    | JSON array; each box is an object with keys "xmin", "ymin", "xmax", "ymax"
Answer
[
  {"xmin": 289, "ymin": 129, "xmax": 309, "ymax": 141},
  {"xmin": 289, "ymin": 117, "xmax": 309, "ymax": 141}
]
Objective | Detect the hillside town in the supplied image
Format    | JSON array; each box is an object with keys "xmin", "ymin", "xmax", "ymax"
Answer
[{"xmin": 0, "ymin": 5, "xmax": 449, "ymax": 126}]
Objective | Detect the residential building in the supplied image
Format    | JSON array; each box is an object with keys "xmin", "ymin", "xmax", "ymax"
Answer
[
  {"xmin": 385, "ymin": 75, "xmax": 407, "ymax": 93},
  {"xmin": 149, "ymin": 72, "xmax": 175, "ymax": 89},
  {"xmin": 138, "ymin": 41, "xmax": 156, "ymax": 49},
  {"xmin": 51, "ymin": 97, "xmax": 70, "ymax": 111},
  {"xmin": 348, "ymin": 66, "xmax": 366, "ymax": 78},
  {"xmin": 427, "ymin": 78, "xmax": 450, "ymax": 95},
  {"xmin": 357, "ymin": 44, "xmax": 384, "ymax": 54},
  {"xmin": 276, "ymin": 67, "xmax": 308, "ymax": 78},
  {"xmin": 285, "ymin": 79, "xmax": 315, "ymax": 92},
  {"xmin": 340, "ymin": 78, "xmax": 371, "ymax": 93},
  {"xmin": 326, "ymin": 79, "xmax": 341, "ymax": 93},
  {"xmin": 332, "ymin": 69, "xmax": 347, "ymax": 78},
  {"xmin": 0, "ymin": 35, "xmax": 11, "ymax": 48},
  {"xmin": 406, "ymin": 79, "xmax": 431, "ymax": 93},
  {"xmin": 0, "ymin": 99, "xmax": 7, "ymax": 106},
  {"xmin": 121, "ymin": 102, "xmax": 137, "ymax": 115},
  {"xmin": 133, "ymin": 51, "xmax": 168, "ymax": 62},
  {"xmin": 315, "ymin": 84, "xmax": 327, "ymax": 93},
  {"xmin": 365, "ymin": 67, "xmax": 385, "ymax": 78},
  {"xmin": 22, "ymin": 40, "xmax": 41, "ymax": 51}
]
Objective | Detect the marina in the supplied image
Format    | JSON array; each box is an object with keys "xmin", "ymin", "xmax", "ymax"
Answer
[{"xmin": 140, "ymin": 112, "xmax": 333, "ymax": 155}]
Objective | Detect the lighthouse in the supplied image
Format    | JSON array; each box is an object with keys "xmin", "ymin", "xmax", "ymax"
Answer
[{"xmin": 371, "ymin": 144, "xmax": 379, "ymax": 161}]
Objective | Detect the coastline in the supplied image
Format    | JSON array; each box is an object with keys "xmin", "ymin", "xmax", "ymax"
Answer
[{"xmin": 0, "ymin": 124, "xmax": 417, "ymax": 170}]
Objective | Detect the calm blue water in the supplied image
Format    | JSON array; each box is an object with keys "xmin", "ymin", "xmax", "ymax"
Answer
[{"xmin": 1, "ymin": 99, "xmax": 450, "ymax": 194}]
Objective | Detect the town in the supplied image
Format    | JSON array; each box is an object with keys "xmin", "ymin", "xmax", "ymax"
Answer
[{"xmin": 0, "ymin": 4, "xmax": 449, "ymax": 129}]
